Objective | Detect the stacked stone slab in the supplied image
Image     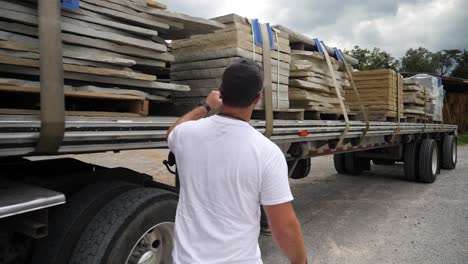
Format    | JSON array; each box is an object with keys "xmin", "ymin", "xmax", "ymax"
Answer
[
  {"xmin": 170, "ymin": 13, "xmax": 291, "ymax": 111},
  {"xmin": 288, "ymin": 50, "xmax": 351, "ymax": 113},
  {"xmin": 345, "ymin": 69, "xmax": 404, "ymax": 121},
  {"xmin": 0, "ymin": 0, "xmax": 223, "ymax": 117},
  {"xmin": 403, "ymin": 79, "xmax": 432, "ymax": 121}
]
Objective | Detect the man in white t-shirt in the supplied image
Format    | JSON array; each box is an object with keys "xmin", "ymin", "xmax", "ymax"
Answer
[{"xmin": 167, "ymin": 58, "xmax": 307, "ymax": 264}]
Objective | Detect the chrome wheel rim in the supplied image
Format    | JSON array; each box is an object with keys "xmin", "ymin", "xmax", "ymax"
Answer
[
  {"xmin": 126, "ymin": 222, "xmax": 174, "ymax": 264},
  {"xmin": 432, "ymin": 147, "xmax": 438, "ymax": 175}
]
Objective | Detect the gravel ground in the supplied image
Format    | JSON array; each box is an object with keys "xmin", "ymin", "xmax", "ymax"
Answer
[{"xmin": 66, "ymin": 146, "xmax": 468, "ymax": 264}]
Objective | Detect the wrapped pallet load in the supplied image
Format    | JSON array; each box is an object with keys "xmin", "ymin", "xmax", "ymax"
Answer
[
  {"xmin": 403, "ymin": 74, "xmax": 444, "ymax": 123},
  {"xmin": 170, "ymin": 14, "xmax": 291, "ymax": 113},
  {"xmin": 345, "ymin": 69, "xmax": 404, "ymax": 122},
  {"xmin": 0, "ymin": 0, "xmax": 224, "ymax": 117}
]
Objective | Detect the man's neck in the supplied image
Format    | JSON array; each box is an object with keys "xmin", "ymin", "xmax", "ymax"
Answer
[{"xmin": 220, "ymin": 106, "xmax": 253, "ymax": 122}]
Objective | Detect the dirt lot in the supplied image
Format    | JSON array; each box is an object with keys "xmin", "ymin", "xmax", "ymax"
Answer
[{"xmin": 67, "ymin": 146, "xmax": 468, "ymax": 264}]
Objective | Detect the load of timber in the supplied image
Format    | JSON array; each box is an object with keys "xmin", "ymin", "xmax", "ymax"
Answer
[
  {"xmin": 0, "ymin": 0, "xmax": 224, "ymax": 117},
  {"xmin": 170, "ymin": 13, "xmax": 291, "ymax": 111},
  {"xmin": 345, "ymin": 69, "xmax": 404, "ymax": 122}
]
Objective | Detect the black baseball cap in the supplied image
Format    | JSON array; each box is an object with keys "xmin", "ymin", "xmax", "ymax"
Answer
[{"xmin": 220, "ymin": 58, "xmax": 264, "ymax": 107}]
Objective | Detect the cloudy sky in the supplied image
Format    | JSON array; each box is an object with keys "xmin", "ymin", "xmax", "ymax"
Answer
[{"xmin": 168, "ymin": 0, "xmax": 468, "ymax": 59}]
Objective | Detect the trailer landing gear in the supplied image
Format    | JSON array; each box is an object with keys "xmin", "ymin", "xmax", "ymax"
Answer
[{"xmin": 334, "ymin": 153, "xmax": 369, "ymax": 175}]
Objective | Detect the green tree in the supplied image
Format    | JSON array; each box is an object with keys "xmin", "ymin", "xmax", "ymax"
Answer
[
  {"xmin": 345, "ymin": 46, "xmax": 398, "ymax": 71},
  {"xmin": 433, "ymin": 49, "xmax": 462, "ymax": 76},
  {"xmin": 451, "ymin": 49, "xmax": 468, "ymax": 78},
  {"xmin": 400, "ymin": 47, "xmax": 438, "ymax": 73}
]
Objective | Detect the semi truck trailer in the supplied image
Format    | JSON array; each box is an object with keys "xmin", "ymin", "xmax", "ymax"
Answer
[{"xmin": 0, "ymin": 1, "xmax": 458, "ymax": 264}]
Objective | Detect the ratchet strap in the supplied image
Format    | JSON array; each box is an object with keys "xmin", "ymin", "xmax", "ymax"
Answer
[
  {"xmin": 335, "ymin": 48, "xmax": 369, "ymax": 144},
  {"xmin": 261, "ymin": 23, "xmax": 274, "ymax": 138},
  {"xmin": 390, "ymin": 73, "xmax": 402, "ymax": 142},
  {"xmin": 316, "ymin": 39, "xmax": 349, "ymax": 147},
  {"xmin": 422, "ymin": 86, "xmax": 428, "ymax": 133},
  {"xmin": 272, "ymin": 27, "xmax": 281, "ymax": 110}
]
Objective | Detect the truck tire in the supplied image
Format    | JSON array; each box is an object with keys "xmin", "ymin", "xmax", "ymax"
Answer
[
  {"xmin": 289, "ymin": 158, "xmax": 311, "ymax": 179},
  {"xmin": 373, "ymin": 159, "xmax": 396, "ymax": 166},
  {"xmin": 344, "ymin": 152, "xmax": 363, "ymax": 175},
  {"xmin": 404, "ymin": 140, "xmax": 420, "ymax": 182},
  {"xmin": 69, "ymin": 187, "xmax": 178, "ymax": 264},
  {"xmin": 31, "ymin": 181, "xmax": 138, "ymax": 264},
  {"xmin": 418, "ymin": 139, "xmax": 440, "ymax": 183},
  {"xmin": 333, "ymin": 154, "xmax": 346, "ymax": 174},
  {"xmin": 442, "ymin": 135, "xmax": 457, "ymax": 170}
]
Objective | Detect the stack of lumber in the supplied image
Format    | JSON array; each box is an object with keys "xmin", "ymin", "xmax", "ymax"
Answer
[
  {"xmin": 170, "ymin": 14, "xmax": 291, "ymax": 111},
  {"xmin": 345, "ymin": 69, "xmax": 404, "ymax": 122},
  {"xmin": 0, "ymin": 0, "xmax": 224, "ymax": 117},
  {"xmin": 288, "ymin": 50, "xmax": 351, "ymax": 115},
  {"xmin": 402, "ymin": 79, "xmax": 431, "ymax": 122}
]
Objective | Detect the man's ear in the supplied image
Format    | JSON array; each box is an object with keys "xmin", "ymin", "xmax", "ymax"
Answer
[{"xmin": 252, "ymin": 94, "xmax": 262, "ymax": 106}]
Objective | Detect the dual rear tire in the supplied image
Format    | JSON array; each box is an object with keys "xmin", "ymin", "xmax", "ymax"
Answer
[{"xmin": 404, "ymin": 135, "xmax": 457, "ymax": 183}]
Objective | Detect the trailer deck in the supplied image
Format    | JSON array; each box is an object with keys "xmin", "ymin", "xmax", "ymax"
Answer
[{"xmin": 0, "ymin": 114, "xmax": 457, "ymax": 158}]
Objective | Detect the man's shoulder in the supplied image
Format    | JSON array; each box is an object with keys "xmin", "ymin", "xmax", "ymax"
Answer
[{"xmin": 249, "ymin": 129, "xmax": 283, "ymax": 154}]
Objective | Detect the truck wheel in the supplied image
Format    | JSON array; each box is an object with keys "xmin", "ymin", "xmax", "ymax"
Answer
[
  {"xmin": 442, "ymin": 135, "xmax": 457, "ymax": 170},
  {"xmin": 418, "ymin": 139, "xmax": 440, "ymax": 183},
  {"xmin": 31, "ymin": 181, "xmax": 138, "ymax": 264},
  {"xmin": 333, "ymin": 154, "xmax": 346, "ymax": 174},
  {"xmin": 404, "ymin": 140, "xmax": 420, "ymax": 182},
  {"xmin": 289, "ymin": 158, "xmax": 311, "ymax": 179},
  {"xmin": 69, "ymin": 187, "xmax": 178, "ymax": 264},
  {"xmin": 373, "ymin": 159, "xmax": 396, "ymax": 166},
  {"xmin": 344, "ymin": 153, "xmax": 363, "ymax": 175}
]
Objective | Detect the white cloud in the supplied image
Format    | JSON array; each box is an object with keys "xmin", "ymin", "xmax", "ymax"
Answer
[{"xmin": 168, "ymin": 0, "xmax": 468, "ymax": 58}]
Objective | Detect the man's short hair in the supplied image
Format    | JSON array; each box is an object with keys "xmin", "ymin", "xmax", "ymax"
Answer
[{"xmin": 220, "ymin": 58, "xmax": 264, "ymax": 108}]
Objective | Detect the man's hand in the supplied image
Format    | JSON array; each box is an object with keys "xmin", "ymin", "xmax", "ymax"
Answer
[{"xmin": 206, "ymin": 90, "xmax": 222, "ymax": 110}]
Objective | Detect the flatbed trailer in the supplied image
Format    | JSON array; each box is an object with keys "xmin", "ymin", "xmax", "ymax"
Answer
[
  {"xmin": 0, "ymin": 1, "xmax": 459, "ymax": 264},
  {"xmin": 0, "ymin": 113, "xmax": 458, "ymax": 263}
]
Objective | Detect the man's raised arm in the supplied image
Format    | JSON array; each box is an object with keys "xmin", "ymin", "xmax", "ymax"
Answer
[{"xmin": 166, "ymin": 90, "xmax": 222, "ymax": 140}]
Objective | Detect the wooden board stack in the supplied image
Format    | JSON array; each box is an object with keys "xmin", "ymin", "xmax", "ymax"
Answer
[
  {"xmin": 288, "ymin": 50, "xmax": 351, "ymax": 115},
  {"xmin": 170, "ymin": 14, "xmax": 291, "ymax": 112},
  {"xmin": 345, "ymin": 69, "xmax": 404, "ymax": 122},
  {"xmin": 0, "ymin": 0, "xmax": 224, "ymax": 117},
  {"xmin": 403, "ymin": 79, "xmax": 431, "ymax": 122}
]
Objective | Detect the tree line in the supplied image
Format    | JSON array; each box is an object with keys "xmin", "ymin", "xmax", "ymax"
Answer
[{"xmin": 345, "ymin": 46, "xmax": 468, "ymax": 79}]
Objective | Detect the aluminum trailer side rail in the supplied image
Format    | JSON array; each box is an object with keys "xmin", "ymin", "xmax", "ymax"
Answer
[{"xmin": 0, "ymin": 115, "xmax": 458, "ymax": 158}]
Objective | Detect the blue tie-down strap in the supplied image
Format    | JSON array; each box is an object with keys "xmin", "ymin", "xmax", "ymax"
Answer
[
  {"xmin": 334, "ymin": 47, "xmax": 344, "ymax": 62},
  {"xmin": 62, "ymin": 0, "xmax": 80, "ymax": 11},
  {"xmin": 266, "ymin": 23, "xmax": 275, "ymax": 49},
  {"xmin": 313, "ymin": 38, "xmax": 324, "ymax": 54},
  {"xmin": 251, "ymin": 19, "xmax": 263, "ymax": 47}
]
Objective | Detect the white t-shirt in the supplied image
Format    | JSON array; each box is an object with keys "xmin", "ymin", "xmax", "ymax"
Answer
[{"xmin": 168, "ymin": 115, "xmax": 293, "ymax": 264}]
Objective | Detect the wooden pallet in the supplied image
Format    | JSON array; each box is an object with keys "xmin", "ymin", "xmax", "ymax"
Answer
[
  {"xmin": 357, "ymin": 112, "xmax": 405, "ymax": 122},
  {"xmin": 252, "ymin": 109, "xmax": 304, "ymax": 120},
  {"xmin": 405, "ymin": 115, "xmax": 429, "ymax": 123},
  {"xmin": 0, "ymin": 85, "xmax": 148, "ymax": 117},
  {"xmin": 304, "ymin": 111, "xmax": 357, "ymax": 121}
]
